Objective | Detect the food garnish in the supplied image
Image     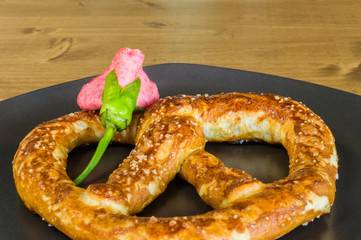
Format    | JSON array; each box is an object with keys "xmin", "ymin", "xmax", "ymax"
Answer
[
  {"xmin": 74, "ymin": 70, "xmax": 141, "ymax": 185},
  {"xmin": 74, "ymin": 48, "xmax": 159, "ymax": 184}
]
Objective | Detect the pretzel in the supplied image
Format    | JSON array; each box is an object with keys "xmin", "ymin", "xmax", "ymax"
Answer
[{"xmin": 13, "ymin": 92, "xmax": 338, "ymax": 240}]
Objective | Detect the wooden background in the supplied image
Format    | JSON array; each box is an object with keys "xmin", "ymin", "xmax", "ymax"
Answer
[{"xmin": 1, "ymin": 0, "xmax": 361, "ymax": 101}]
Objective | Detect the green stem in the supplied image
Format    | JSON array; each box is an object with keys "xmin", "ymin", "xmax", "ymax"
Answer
[{"xmin": 73, "ymin": 125, "xmax": 116, "ymax": 185}]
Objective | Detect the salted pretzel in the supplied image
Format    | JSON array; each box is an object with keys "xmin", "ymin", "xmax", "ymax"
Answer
[{"xmin": 13, "ymin": 92, "xmax": 338, "ymax": 240}]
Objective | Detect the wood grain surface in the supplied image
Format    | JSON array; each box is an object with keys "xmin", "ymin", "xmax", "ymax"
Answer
[{"xmin": 1, "ymin": 0, "xmax": 361, "ymax": 101}]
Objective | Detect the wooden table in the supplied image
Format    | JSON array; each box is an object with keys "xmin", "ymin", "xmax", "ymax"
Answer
[{"xmin": 1, "ymin": 0, "xmax": 361, "ymax": 101}]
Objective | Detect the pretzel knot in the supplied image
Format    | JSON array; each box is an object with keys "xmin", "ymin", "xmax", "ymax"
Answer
[{"xmin": 13, "ymin": 93, "xmax": 338, "ymax": 240}]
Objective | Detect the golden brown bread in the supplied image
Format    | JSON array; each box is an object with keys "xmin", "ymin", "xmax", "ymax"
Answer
[{"xmin": 13, "ymin": 92, "xmax": 338, "ymax": 240}]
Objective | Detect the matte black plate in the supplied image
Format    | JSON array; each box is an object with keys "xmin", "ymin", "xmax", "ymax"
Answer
[{"xmin": 1, "ymin": 63, "xmax": 360, "ymax": 239}]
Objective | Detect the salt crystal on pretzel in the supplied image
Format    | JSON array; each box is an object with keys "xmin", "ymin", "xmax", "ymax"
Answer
[{"xmin": 77, "ymin": 48, "xmax": 159, "ymax": 110}]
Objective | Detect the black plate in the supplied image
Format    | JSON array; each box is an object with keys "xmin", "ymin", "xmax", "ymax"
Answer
[{"xmin": 1, "ymin": 63, "xmax": 360, "ymax": 239}]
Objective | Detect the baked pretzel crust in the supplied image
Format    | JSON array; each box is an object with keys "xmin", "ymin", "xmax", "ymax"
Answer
[{"xmin": 13, "ymin": 93, "xmax": 338, "ymax": 240}]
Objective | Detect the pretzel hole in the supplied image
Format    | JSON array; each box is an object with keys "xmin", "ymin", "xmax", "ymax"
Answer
[
  {"xmin": 205, "ymin": 141, "xmax": 289, "ymax": 183},
  {"xmin": 67, "ymin": 143, "xmax": 133, "ymax": 188},
  {"xmin": 139, "ymin": 178, "xmax": 212, "ymax": 217}
]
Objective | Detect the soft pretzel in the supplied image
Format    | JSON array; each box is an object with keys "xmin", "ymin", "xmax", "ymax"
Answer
[{"xmin": 13, "ymin": 92, "xmax": 338, "ymax": 240}]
